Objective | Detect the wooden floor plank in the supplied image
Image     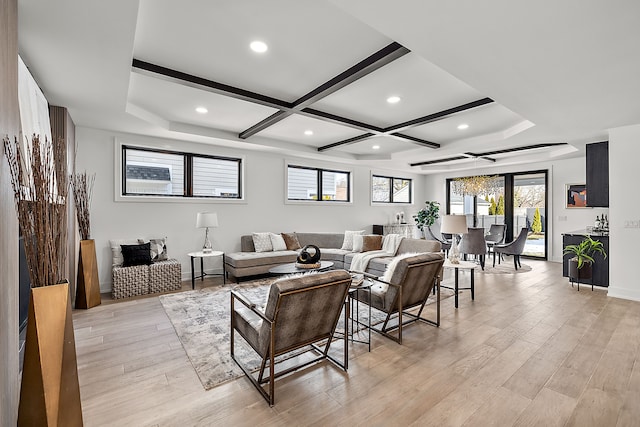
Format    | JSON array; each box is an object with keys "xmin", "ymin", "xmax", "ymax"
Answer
[{"xmin": 72, "ymin": 260, "xmax": 640, "ymax": 426}]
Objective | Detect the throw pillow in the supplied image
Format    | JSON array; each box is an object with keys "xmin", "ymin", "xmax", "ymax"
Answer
[
  {"xmin": 109, "ymin": 239, "xmax": 141, "ymax": 266},
  {"xmin": 138, "ymin": 237, "xmax": 168, "ymax": 261},
  {"xmin": 363, "ymin": 235, "xmax": 383, "ymax": 252},
  {"xmin": 340, "ymin": 230, "xmax": 365, "ymax": 251},
  {"xmin": 252, "ymin": 232, "xmax": 273, "ymax": 253},
  {"xmin": 281, "ymin": 232, "xmax": 301, "ymax": 250},
  {"xmin": 352, "ymin": 234, "xmax": 364, "ymax": 252},
  {"xmin": 270, "ymin": 233, "xmax": 287, "ymax": 251},
  {"xmin": 120, "ymin": 243, "xmax": 152, "ymax": 267}
]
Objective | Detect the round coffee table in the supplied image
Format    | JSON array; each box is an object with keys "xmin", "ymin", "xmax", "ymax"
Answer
[{"xmin": 268, "ymin": 261, "xmax": 334, "ymax": 275}]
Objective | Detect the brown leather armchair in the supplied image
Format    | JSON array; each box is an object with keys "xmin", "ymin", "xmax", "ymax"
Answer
[
  {"xmin": 352, "ymin": 252, "xmax": 444, "ymax": 344},
  {"xmin": 230, "ymin": 270, "xmax": 351, "ymax": 406}
]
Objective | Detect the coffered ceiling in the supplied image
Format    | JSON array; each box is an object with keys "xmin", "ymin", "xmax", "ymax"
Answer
[{"xmin": 17, "ymin": 0, "xmax": 640, "ymax": 174}]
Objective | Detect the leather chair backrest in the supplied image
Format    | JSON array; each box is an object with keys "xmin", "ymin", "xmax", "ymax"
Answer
[
  {"xmin": 258, "ymin": 270, "xmax": 351, "ymax": 356},
  {"xmin": 383, "ymin": 253, "xmax": 444, "ymax": 312}
]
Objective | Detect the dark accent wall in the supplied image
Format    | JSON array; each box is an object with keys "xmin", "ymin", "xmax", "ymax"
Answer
[{"xmin": 0, "ymin": 0, "xmax": 21, "ymax": 424}]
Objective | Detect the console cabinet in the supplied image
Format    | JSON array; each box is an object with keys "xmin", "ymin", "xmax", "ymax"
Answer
[
  {"xmin": 586, "ymin": 141, "xmax": 609, "ymax": 207},
  {"xmin": 562, "ymin": 232, "xmax": 609, "ymax": 287}
]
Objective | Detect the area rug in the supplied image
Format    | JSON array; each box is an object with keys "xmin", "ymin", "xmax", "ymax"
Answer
[
  {"xmin": 480, "ymin": 263, "xmax": 532, "ymax": 274},
  {"xmin": 159, "ymin": 278, "xmax": 453, "ymax": 391}
]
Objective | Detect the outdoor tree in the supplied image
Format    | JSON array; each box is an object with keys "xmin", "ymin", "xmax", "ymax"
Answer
[
  {"xmin": 489, "ymin": 197, "xmax": 497, "ymax": 215},
  {"xmin": 532, "ymin": 207, "xmax": 542, "ymax": 233},
  {"xmin": 496, "ymin": 195, "xmax": 505, "ymax": 215}
]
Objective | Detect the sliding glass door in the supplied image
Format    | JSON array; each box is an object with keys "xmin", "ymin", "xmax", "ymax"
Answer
[
  {"xmin": 513, "ymin": 172, "xmax": 546, "ymax": 257},
  {"xmin": 446, "ymin": 170, "xmax": 547, "ymax": 259}
]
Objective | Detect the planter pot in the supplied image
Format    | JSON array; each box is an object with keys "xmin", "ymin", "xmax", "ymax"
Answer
[
  {"xmin": 76, "ymin": 239, "xmax": 101, "ymax": 309},
  {"xmin": 19, "ymin": 281, "xmax": 83, "ymax": 426},
  {"xmin": 568, "ymin": 258, "xmax": 593, "ymax": 282}
]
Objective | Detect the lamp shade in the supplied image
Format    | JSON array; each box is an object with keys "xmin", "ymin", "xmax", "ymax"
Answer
[
  {"xmin": 441, "ymin": 215, "xmax": 468, "ymax": 235},
  {"xmin": 196, "ymin": 212, "xmax": 218, "ymax": 228}
]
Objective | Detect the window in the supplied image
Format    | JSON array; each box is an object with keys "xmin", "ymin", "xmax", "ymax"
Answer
[
  {"xmin": 372, "ymin": 174, "xmax": 412, "ymax": 203},
  {"xmin": 122, "ymin": 145, "xmax": 242, "ymax": 199},
  {"xmin": 287, "ymin": 165, "xmax": 350, "ymax": 202}
]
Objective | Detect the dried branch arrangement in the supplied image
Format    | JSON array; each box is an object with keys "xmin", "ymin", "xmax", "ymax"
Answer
[
  {"xmin": 70, "ymin": 171, "xmax": 95, "ymax": 240},
  {"xmin": 3, "ymin": 135, "xmax": 68, "ymax": 287}
]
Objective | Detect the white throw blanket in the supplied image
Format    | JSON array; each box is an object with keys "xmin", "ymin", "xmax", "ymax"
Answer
[{"xmin": 349, "ymin": 234, "xmax": 404, "ymax": 272}]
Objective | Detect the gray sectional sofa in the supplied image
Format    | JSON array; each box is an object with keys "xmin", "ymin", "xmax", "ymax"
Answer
[{"xmin": 224, "ymin": 232, "xmax": 441, "ymax": 281}]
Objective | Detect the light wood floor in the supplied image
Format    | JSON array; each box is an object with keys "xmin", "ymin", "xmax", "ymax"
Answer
[{"xmin": 72, "ymin": 260, "xmax": 640, "ymax": 426}]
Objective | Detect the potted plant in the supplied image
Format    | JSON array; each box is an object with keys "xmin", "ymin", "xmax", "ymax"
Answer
[
  {"xmin": 563, "ymin": 235, "xmax": 607, "ymax": 283},
  {"xmin": 3, "ymin": 135, "xmax": 83, "ymax": 426},
  {"xmin": 413, "ymin": 201, "xmax": 440, "ymax": 238}
]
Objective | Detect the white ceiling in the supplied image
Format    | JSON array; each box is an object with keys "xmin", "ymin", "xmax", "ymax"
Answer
[{"xmin": 17, "ymin": 0, "xmax": 640, "ymax": 174}]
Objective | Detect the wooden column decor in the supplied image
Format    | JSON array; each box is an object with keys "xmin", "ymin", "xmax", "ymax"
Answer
[
  {"xmin": 70, "ymin": 171, "xmax": 100, "ymax": 308},
  {"xmin": 3, "ymin": 135, "xmax": 83, "ymax": 426},
  {"xmin": 76, "ymin": 239, "xmax": 101, "ymax": 308},
  {"xmin": 19, "ymin": 282, "xmax": 83, "ymax": 426}
]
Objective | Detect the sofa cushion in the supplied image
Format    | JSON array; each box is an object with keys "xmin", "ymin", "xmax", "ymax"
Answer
[
  {"xmin": 281, "ymin": 232, "xmax": 302, "ymax": 250},
  {"xmin": 340, "ymin": 230, "xmax": 365, "ymax": 251},
  {"xmin": 363, "ymin": 235, "xmax": 383, "ymax": 252},
  {"xmin": 252, "ymin": 232, "xmax": 273, "ymax": 253},
  {"xmin": 225, "ymin": 250, "xmax": 298, "ymax": 269},
  {"xmin": 121, "ymin": 243, "xmax": 152, "ymax": 267},
  {"xmin": 319, "ymin": 248, "xmax": 351, "ymax": 262},
  {"xmin": 269, "ymin": 233, "xmax": 287, "ymax": 251},
  {"xmin": 139, "ymin": 237, "xmax": 168, "ymax": 261},
  {"xmin": 353, "ymin": 234, "xmax": 364, "ymax": 252},
  {"xmin": 110, "ymin": 239, "xmax": 141, "ymax": 266},
  {"xmin": 296, "ymin": 232, "xmax": 344, "ymax": 249}
]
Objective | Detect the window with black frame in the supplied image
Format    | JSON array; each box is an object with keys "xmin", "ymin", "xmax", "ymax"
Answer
[
  {"xmin": 372, "ymin": 174, "xmax": 412, "ymax": 203},
  {"xmin": 287, "ymin": 165, "xmax": 350, "ymax": 202},
  {"xmin": 122, "ymin": 145, "xmax": 242, "ymax": 199}
]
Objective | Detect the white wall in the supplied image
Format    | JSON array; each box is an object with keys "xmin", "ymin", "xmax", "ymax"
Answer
[
  {"xmin": 608, "ymin": 124, "xmax": 640, "ymax": 301},
  {"xmin": 76, "ymin": 127, "xmax": 427, "ymax": 292},
  {"xmin": 422, "ymin": 157, "xmax": 609, "ymax": 263}
]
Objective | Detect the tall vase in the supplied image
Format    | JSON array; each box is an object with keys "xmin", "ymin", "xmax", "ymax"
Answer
[
  {"xmin": 18, "ymin": 281, "xmax": 83, "ymax": 426},
  {"xmin": 76, "ymin": 239, "xmax": 101, "ymax": 309}
]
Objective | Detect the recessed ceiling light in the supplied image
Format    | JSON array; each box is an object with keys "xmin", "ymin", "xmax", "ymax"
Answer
[
  {"xmin": 457, "ymin": 123, "xmax": 469, "ymax": 130},
  {"xmin": 304, "ymin": 130, "xmax": 313, "ymax": 136},
  {"xmin": 372, "ymin": 145, "xmax": 380, "ymax": 150},
  {"xmin": 195, "ymin": 107, "xmax": 208, "ymax": 114},
  {"xmin": 250, "ymin": 40, "xmax": 268, "ymax": 53},
  {"xmin": 386, "ymin": 96, "xmax": 401, "ymax": 104}
]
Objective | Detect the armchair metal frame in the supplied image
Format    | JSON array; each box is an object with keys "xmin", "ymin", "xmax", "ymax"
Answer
[
  {"xmin": 352, "ymin": 253, "xmax": 444, "ymax": 344},
  {"xmin": 230, "ymin": 272, "xmax": 351, "ymax": 406}
]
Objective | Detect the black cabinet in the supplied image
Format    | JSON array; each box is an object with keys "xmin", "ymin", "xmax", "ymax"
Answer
[
  {"xmin": 562, "ymin": 233, "xmax": 609, "ymax": 287},
  {"xmin": 586, "ymin": 141, "xmax": 609, "ymax": 207}
]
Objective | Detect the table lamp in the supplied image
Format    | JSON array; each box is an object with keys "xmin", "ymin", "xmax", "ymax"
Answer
[
  {"xmin": 196, "ymin": 212, "xmax": 218, "ymax": 253},
  {"xmin": 441, "ymin": 215, "xmax": 468, "ymax": 264}
]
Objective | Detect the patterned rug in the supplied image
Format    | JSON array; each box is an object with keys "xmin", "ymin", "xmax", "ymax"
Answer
[{"xmin": 160, "ymin": 277, "xmax": 452, "ymax": 391}]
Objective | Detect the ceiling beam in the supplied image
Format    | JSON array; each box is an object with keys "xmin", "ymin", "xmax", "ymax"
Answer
[
  {"xmin": 390, "ymin": 133, "xmax": 440, "ymax": 149},
  {"xmin": 317, "ymin": 133, "xmax": 375, "ymax": 151},
  {"xmin": 410, "ymin": 155, "xmax": 469, "ymax": 167},
  {"xmin": 385, "ymin": 97, "xmax": 494, "ymax": 134},
  {"xmin": 239, "ymin": 42, "xmax": 410, "ymax": 139},
  {"xmin": 409, "ymin": 143, "xmax": 568, "ymax": 167},
  {"xmin": 132, "ymin": 59, "xmax": 291, "ymax": 110},
  {"xmin": 465, "ymin": 142, "xmax": 567, "ymax": 157},
  {"xmin": 317, "ymin": 98, "xmax": 492, "ymax": 152}
]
